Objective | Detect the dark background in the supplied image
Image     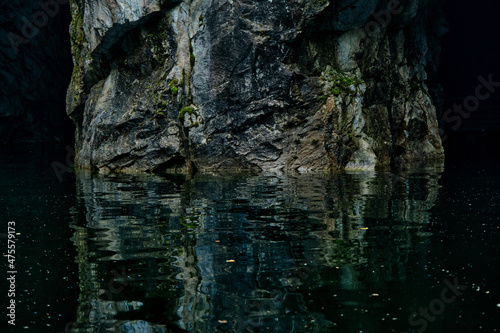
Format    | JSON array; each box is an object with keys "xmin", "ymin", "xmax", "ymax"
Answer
[{"xmin": 438, "ymin": 0, "xmax": 500, "ymax": 161}]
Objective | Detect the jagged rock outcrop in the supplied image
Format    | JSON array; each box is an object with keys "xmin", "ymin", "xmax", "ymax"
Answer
[
  {"xmin": 0, "ymin": 0, "xmax": 73, "ymax": 144},
  {"xmin": 67, "ymin": 0, "xmax": 446, "ymax": 173}
]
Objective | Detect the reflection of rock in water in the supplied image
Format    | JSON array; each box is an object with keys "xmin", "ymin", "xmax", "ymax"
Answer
[
  {"xmin": 69, "ymin": 164, "xmax": 442, "ymax": 332},
  {"xmin": 174, "ymin": 241, "xmax": 211, "ymax": 331}
]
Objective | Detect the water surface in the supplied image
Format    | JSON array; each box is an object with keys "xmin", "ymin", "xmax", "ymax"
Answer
[{"xmin": 1, "ymin": 146, "xmax": 499, "ymax": 332}]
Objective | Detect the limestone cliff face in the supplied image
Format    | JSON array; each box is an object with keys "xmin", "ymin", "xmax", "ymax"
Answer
[{"xmin": 67, "ymin": 0, "xmax": 446, "ymax": 173}]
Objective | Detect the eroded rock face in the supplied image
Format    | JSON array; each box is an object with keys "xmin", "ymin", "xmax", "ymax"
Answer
[{"xmin": 67, "ymin": 0, "xmax": 445, "ymax": 173}]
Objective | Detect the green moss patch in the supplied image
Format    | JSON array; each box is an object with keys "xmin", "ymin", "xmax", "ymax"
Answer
[{"xmin": 178, "ymin": 106, "xmax": 196, "ymax": 121}]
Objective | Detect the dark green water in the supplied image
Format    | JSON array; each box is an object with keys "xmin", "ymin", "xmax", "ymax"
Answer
[{"xmin": 1, "ymin": 145, "xmax": 499, "ymax": 332}]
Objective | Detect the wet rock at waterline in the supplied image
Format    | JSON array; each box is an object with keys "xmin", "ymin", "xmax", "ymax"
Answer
[{"xmin": 67, "ymin": 0, "xmax": 446, "ymax": 173}]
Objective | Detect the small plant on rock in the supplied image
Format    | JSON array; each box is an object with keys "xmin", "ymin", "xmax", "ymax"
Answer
[
  {"xmin": 169, "ymin": 78, "xmax": 179, "ymax": 95},
  {"xmin": 178, "ymin": 106, "xmax": 196, "ymax": 122}
]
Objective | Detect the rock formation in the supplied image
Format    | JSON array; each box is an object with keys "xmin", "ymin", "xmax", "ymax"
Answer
[{"xmin": 66, "ymin": 0, "xmax": 446, "ymax": 173}]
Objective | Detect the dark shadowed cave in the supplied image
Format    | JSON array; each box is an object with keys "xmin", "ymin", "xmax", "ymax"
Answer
[{"xmin": 0, "ymin": 0, "xmax": 498, "ymax": 164}]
